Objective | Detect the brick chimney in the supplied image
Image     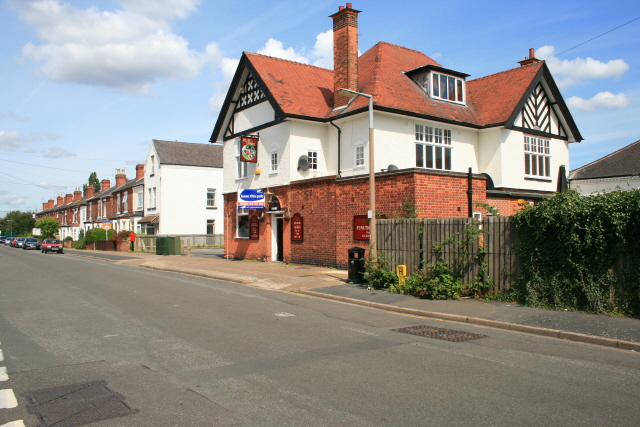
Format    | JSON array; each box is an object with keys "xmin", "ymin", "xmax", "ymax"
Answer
[
  {"xmin": 115, "ymin": 168, "xmax": 127, "ymax": 188},
  {"xmin": 101, "ymin": 179, "xmax": 111, "ymax": 192},
  {"xmin": 331, "ymin": 3, "xmax": 361, "ymax": 107},
  {"xmin": 48, "ymin": 199, "xmax": 54, "ymax": 209},
  {"xmin": 64, "ymin": 193, "xmax": 73, "ymax": 205},
  {"xmin": 518, "ymin": 48, "xmax": 541, "ymax": 66},
  {"xmin": 73, "ymin": 188, "xmax": 82, "ymax": 202},
  {"xmin": 136, "ymin": 163, "xmax": 145, "ymax": 180},
  {"xmin": 57, "ymin": 195, "xmax": 64, "ymax": 206},
  {"xmin": 86, "ymin": 185, "xmax": 95, "ymax": 199},
  {"xmin": 42, "ymin": 202, "xmax": 48, "ymax": 211}
]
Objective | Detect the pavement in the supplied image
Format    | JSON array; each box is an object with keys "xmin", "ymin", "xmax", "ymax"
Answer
[{"xmin": 64, "ymin": 248, "xmax": 640, "ymax": 352}]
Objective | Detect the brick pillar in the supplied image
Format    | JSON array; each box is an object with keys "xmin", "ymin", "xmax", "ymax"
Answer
[{"xmin": 330, "ymin": 3, "xmax": 361, "ymax": 107}]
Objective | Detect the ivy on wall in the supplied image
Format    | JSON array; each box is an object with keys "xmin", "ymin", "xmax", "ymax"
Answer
[{"xmin": 511, "ymin": 189, "xmax": 640, "ymax": 317}]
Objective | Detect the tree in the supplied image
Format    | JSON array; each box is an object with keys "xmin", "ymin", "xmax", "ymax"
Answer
[
  {"xmin": 83, "ymin": 172, "xmax": 100, "ymax": 197},
  {"xmin": 35, "ymin": 217, "xmax": 60, "ymax": 239},
  {"xmin": 0, "ymin": 210, "xmax": 36, "ymax": 236}
]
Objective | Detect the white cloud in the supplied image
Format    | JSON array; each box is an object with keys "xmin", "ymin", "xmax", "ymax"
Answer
[
  {"xmin": 208, "ymin": 57, "xmax": 240, "ymax": 113},
  {"xmin": 11, "ymin": 0, "xmax": 212, "ymax": 94},
  {"xmin": 538, "ymin": 45, "xmax": 629, "ymax": 88},
  {"xmin": 42, "ymin": 147, "xmax": 77, "ymax": 158},
  {"xmin": 312, "ymin": 30, "xmax": 333, "ymax": 69},
  {"xmin": 257, "ymin": 38, "xmax": 310, "ymax": 64},
  {"xmin": 0, "ymin": 112, "xmax": 30, "ymax": 122},
  {"xmin": 37, "ymin": 182, "xmax": 66, "ymax": 191},
  {"xmin": 0, "ymin": 131, "xmax": 39, "ymax": 150},
  {"xmin": 1, "ymin": 194, "xmax": 25, "ymax": 206},
  {"xmin": 567, "ymin": 92, "xmax": 631, "ymax": 111}
]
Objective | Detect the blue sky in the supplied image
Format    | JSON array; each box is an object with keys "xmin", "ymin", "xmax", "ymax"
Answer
[{"xmin": 1, "ymin": 0, "xmax": 639, "ymax": 215}]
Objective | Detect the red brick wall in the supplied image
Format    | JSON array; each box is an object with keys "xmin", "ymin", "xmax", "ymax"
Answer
[{"xmin": 486, "ymin": 196, "xmax": 532, "ymax": 216}]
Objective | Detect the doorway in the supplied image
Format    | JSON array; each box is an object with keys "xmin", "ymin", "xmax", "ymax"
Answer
[{"xmin": 271, "ymin": 214, "xmax": 284, "ymax": 261}]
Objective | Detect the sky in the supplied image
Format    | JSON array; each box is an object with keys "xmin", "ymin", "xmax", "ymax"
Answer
[{"xmin": 1, "ymin": 0, "xmax": 639, "ymax": 215}]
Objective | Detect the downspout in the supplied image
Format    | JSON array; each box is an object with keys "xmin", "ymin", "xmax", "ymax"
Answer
[
  {"xmin": 467, "ymin": 167, "xmax": 473, "ymax": 218},
  {"xmin": 330, "ymin": 121, "xmax": 342, "ymax": 177}
]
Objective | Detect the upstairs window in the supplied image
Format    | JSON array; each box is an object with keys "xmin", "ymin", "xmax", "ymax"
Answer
[
  {"xmin": 355, "ymin": 145, "xmax": 365, "ymax": 168},
  {"xmin": 432, "ymin": 73, "xmax": 464, "ymax": 103},
  {"xmin": 207, "ymin": 188, "xmax": 216, "ymax": 208},
  {"xmin": 270, "ymin": 151, "xmax": 278, "ymax": 173},
  {"xmin": 524, "ymin": 136, "xmax": 550, "ymax": 177},
  {"xmin": 308, "ymin": 151, "xmax": 318, "ymax": 170},
  {"xmin": 415, "ymin": 124, "xmax": 452, "ymax": 171}
]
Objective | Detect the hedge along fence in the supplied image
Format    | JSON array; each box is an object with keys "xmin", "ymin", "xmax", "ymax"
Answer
[{"xmin": 511, "ymin": 189, "xmax": 640, "ymax": 317}]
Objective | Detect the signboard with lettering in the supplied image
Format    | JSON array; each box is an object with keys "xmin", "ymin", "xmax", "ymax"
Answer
[
  {"xmin": 237, "ymin": 189, "xmax": 265, "ymax": 209},
  {"xmin": 353, "ymin": 215, "xmax": 370, "ymax": 240},
  {"xmin": 291, "ymin": 213, "xmax": 303, "ymax": 241},
  {"xmin": 240, "ymin": 136, "xmax": 258, "ymax": 163},
  {"xmin": 249, "ymin": 215, "xmax": 260, "ymax": 240}
]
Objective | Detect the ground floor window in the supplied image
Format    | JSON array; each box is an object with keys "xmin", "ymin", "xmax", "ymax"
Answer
[
  {"xmin": 207, "ymin": 219, "xmax": 215, "ymax": 235},
  {"xmin": 237, "ymin": 213, "xmax": 249, "ymax": 238}
]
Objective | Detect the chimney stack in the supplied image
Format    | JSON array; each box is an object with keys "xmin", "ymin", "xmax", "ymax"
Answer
[
  {"xmin": 331, "ymin": 3, "xmax": 361, "ymax": 107},
  {"xmin": 64, "ymin": 193, "xmax": 73, "ymax": 205},
  {"xmin": 136, "ymin": 163, "xmax": 145, "ymax": 180},
  {"xmin": 115, "ymin": 168, "xmax": 127, "ymax": 188},
  {"xmin": 101, "ymin": 179, "xmax": 111, "ymax": 192},
  {"xmin": 57, "ymin": 195, "xmax": 64, "ymax": 206},
  {"xmin": 86, "ymin": 185, "xmax": 95, "ymax": 199},
  {"xmin": 73, "ymin": 188, "xmax": 82, "ymax": 202},
  {"xmin": 48, "ymin": 199, "xmax": 54, "ymax": 209},
  {"xmin": 518, "ymin": 48, "xmax": 541, "ymax": 66}
]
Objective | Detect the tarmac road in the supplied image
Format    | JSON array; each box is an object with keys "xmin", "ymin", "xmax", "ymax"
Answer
[{"xmin": 1, "ymin": 245, "xmax": 639, "ymax": 426}]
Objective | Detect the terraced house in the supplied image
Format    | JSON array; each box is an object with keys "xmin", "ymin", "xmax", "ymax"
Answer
[{"xmin": 210, "ymin": 3, "xmax": 582, "ymax": 268}]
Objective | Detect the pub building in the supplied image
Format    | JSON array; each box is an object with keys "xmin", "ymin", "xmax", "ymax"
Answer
[{"xmin": 211, "ymin": 4, "xmax": 581, "ymax": 268}]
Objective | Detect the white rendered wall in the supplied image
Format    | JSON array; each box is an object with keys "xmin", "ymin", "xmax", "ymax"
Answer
[
  {"xmin": 144, "ymin": 145, "xmax": 161, "ymax": 224},
  {"xmin": 159, "ymin": 165, "xmax": 223, "ymax": 235},
  {"xmin": 233, "ymin": 102, "xmax": 275, "ymax": 134},
  {"xmin": 571, "ymin": 176, "xmax": 640, "ymax": 194}
]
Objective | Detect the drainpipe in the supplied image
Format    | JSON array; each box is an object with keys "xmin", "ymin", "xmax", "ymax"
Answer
[
  {"xmin": 330, "ymin": 121, "xmax": 342, "ymax": 177},
  {"xmin": 467, "ymin": 167, "xmax": 473, "ymax": 218}
]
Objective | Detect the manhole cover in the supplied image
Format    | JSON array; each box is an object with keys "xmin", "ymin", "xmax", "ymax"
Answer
[
  {"xmin": 393, "ymin": 325, "xmax": 487, "ymax": 342},
  {"xmin": 22, "ymin": 380, "xmax": 138, "ymax": 427}
]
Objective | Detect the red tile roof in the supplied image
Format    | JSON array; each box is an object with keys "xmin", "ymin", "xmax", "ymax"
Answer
[{"xmin": 242, "ymin": 42, "xmax": 548, "ymax": 128}]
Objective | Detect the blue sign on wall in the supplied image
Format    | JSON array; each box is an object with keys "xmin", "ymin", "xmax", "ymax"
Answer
[{"xmin": 237, "ymin": 189, "xmax": 265, "ymax": 209}]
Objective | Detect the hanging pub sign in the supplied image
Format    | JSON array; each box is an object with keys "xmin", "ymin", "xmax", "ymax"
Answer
[
  {"xmin": 249, "ymin": 215, "xmax": 260, "ymax": 239},
  {"xmin": 291, "ymin": 213, "xmax": 303, "ymax": 241},
  {"xmin": 237, "ymin": 189, "xmax": 265, "ymax": 209},
  {"xmin": 240, "ymin": 135, "xmax": 258, "ymax": 163},
  {"xmin": 353, "ymin": 215, "xmax": 370, "ymax": 240}
]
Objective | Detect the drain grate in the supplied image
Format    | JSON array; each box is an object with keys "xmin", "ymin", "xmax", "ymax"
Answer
[
  {"xmin": 22, "ymin": 380, "xmax": 138, "ymax": 427},
  {"xmin": 393, "ymin": 325, "xmax": 487, "ymax": 342}
]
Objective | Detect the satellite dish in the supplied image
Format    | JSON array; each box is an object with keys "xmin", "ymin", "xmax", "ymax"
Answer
[
  {"xmin": 387, "ymin": 164, "xmax": 399, "ymax": 171},
  {"xmin": 297, "ymin": 155, "xmax": 309, "ymax": 171}
]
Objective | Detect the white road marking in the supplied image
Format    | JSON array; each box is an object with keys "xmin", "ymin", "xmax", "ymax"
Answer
[
  {"xmin": 343, "ymin": 327, "xmax": 378, "ymax": 336},
  {"xmin": 0, "ymin": 367, "xmax": 8, "ymax": 381},
  {"xmin": 273, "ymin": 312, "xmax": 296, "ymax": 317},
  {"xmin": 1, "ymin": 421, "xmax": 26, "ymax": 427},
  {"xmin": 0, "ymin": 389, "xmax": 17, "ymax": 409}
]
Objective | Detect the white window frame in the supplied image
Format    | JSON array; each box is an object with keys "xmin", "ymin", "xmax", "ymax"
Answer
[
  {"xmin": 524, "ymin": 135, "xmax": 551, "ymax": 178},
  {"xmin": 354, "ymin": 144, "xmax": 365, "ymax": 168},
  {"xmin": 415, "ymin": 124, "xmax": 453, "ymax": 171},
  {"xmin": 137, "ymin": 192, "xmax": 143, "ymax": 211},
  {"xmin": 431, "ymin": 72, "xmax": 465, "ymax": 104},
  {"xmin": 150, "ymin": 155, "xmax": 155, "ymax": 175},
  {"xmin": 152, "ymin": 188, "xmax": 157, "ymax": 208},
  {"xmin": 206, "ymin": 219, "xmax": 215, "ymax": 235},
  {"xmin": 123, "ymin": 192, "xmax": 128, "ymax": 213},
  {"xmin": 207, "ymin": 188, "xmax": 216, "ymax": 208},
  {"xmin": 117, "ymin": 193, "xmax": 121, "ymax": 214},
  {"xmin": 270, "ymin": 150, "xmax": 278, "ymax": 173},
  {"xmin": 236, "ymin": 212, "xmax": 249, "ymax": 238},
  {"xmin": 308, "ymin": 151, "xmax": 318, "ymax": 170},
  {"xmin": 236, "ymin": 139, "xmax": 248, "ymax": 179}
]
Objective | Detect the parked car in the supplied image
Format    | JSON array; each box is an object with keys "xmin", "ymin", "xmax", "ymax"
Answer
[
  {"xmin": 22, "ymin": 238, "xmax": 41, "ymax": 250},
  {"xmin": 4, "ymin": 237, "xmax": 13, "ymax": 246},
  {"xmin": 41, "ymin": 239, "xmax": 63, "ymax": 254},
  {"xmin": 0, "ymin": 236, "xmax": 8, "ymax": 244},
  {"xmin": 14, "ymin": 237, "xmax": 27, "ymax": 248}
]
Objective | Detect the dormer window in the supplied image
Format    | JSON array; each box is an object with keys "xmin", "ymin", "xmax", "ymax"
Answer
[
  {"xmin": 406, "ymin": 64, "xmax": 469, "ymax": 106},
  {"xmin": 432, "ymin": 73, "xmax": 464, "ymax": 103}
]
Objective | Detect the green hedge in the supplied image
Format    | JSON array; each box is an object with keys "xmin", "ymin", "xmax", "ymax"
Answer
[
  {"xmin": 511, "ymin": 189, "xmax": 640, "ymax": 317},
  {"xmin": 85, "ymin": 228, "xmax": 114, "ymax": 243}
]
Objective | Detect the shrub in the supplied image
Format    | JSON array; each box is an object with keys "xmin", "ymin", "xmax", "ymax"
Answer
[
  {"xmin": 64, "ymin": 236, "xmax": 73, "ymax": 241},
  {"xmin": 85, "ymin": 228, "xmax": 114, "ymax": 243},
  {"xmin": 363, "ymin": 250, "xmax": 397, "ymax": 289}
]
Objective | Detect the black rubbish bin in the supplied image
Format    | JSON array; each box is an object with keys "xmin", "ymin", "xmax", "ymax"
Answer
[{"xmin": 348, "ymin": 247, "xmax": 366, "ymax": 284}]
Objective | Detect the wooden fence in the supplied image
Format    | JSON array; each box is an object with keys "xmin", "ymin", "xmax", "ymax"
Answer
[
  {"xmin": 135, "ymin": 234, "xmax": 224, "ymax": 255},
  {"xmin": 377, "ymin": 216, "xmax": 518, "ymax": 292}
]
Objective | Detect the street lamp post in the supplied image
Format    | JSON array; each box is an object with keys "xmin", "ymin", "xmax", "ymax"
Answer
[{"xmin": 338, "ymin": 88, "xmax": 377, "ymax": 260}]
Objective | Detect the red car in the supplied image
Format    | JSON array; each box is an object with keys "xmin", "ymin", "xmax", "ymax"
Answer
[{"xmin": 41, "ymin": 239, "xmax": 64, "ymax": 254}]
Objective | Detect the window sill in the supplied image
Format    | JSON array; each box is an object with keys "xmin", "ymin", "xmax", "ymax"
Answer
[
  {"xmin": 206, "ymin": 207, "xmax": 218, "ymax": 210},
  {"xmin": 525, "ymin": 177, "xmax": 552, "ymax": 183},
  {"xmin": 235, "ymin": 237, "xmax": 249, "ymax": 239}
]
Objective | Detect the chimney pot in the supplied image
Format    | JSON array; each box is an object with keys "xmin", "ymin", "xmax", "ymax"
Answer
[
  {"xmin": 529, "ymin": 48, "xmax": 535, "ymax": 59},
  {"xmin": 115, "ymin": 169, "xmax": 127, "ymax": 188},
  {"xmin": 346, "ymin": 2, "xmax": 352, "ymax": 8},
  {"xmin": 339, "ymin": 6, "xmax": 344, "ymax": 10}
]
